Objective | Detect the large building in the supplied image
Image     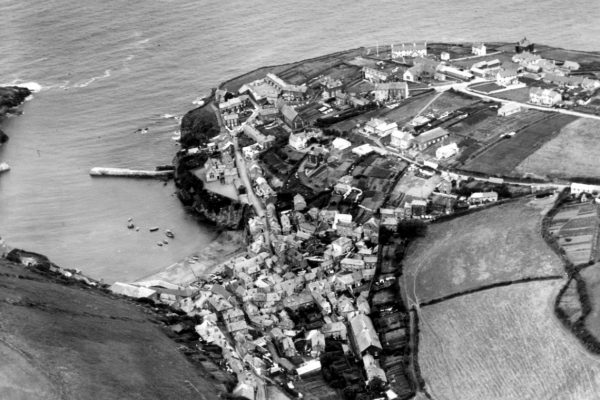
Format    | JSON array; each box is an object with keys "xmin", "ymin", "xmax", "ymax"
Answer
[
  {"xmin": 472, "ymin": 42, "xmax": 487, "ymax": 56},
  {"xmin": 391, "ymin": 42, "xmax": 427, "ymax": 58},
  {"xmin": 390, "ymin": 129, "xmax": 413, "ymax": 150},
  {"xmin": 363, "ymin": 118, "xmax": 398, "ymax": 137},
  {"xmin": 413, "ymin": 127, "xmax": 450, "ymax": 150},
  {"xmin": 529, "ymin": 87, "xmax": 561, "ymax": 107},
  {"xmin": 515, "ymin": 37, "xmax": 535, "ymax": 53},
  {"xmin": 372, "ymin": 82, "xmax": 409, "ymax": 102},
  {"xmin": 349, "ymin": 314, "xmax": 382, "ymax": 357}
]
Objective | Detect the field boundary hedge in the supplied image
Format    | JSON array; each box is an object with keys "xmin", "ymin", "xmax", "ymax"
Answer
[
  {"xmin": 544, "ymin": 189, "xmax": 600, "ymax": 354},
  {"xmin": 420, "ymin": 275, "xmax": 564, "ymax": 307}
]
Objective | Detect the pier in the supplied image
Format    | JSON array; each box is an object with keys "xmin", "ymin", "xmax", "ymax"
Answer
[{"xmin": 89, "ymin": 167, "xmax": 173, "ymax": 179}]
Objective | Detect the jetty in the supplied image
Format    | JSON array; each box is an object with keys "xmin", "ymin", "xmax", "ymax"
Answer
[{"xmin": 89, "ymin": 167, "xmax": 173, "ymax": 179}]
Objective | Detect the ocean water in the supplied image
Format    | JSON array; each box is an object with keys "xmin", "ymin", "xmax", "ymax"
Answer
[{"xmin": 0, "ymin": 0, "xmax": 599, "ymax": 282}]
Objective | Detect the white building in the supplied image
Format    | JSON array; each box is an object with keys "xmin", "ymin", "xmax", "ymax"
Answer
[
  {"xmin": 331, "ymin": 137, "xmax": 352, "ymax": 151},
  {"xmin": 472, "ymin": 42, "xmax": 487, "ymax": 56},
  {"xmin": 390, "ymin": 129, "xmax": 413, "ymax": 150},
  {"xmin": 363, "ymin": 118, "xmax": 398, "ymax": 137},
  {"xmin": 571, "ymin": 182, "xmax": 600, "ymax": 195},
  {"xmin": 288, "ymin": 132, "xmax": 310, "ymax": 151},
  {"xmin": 440, "ymin": 51, "xmax": 450, "ymax": 61},
  {"xmin": 391, "ymin": 42, "xmax": 427, "ymax": 58},
  {"xmin": 435, "ymin": 142, "xmax": 459, "ymax": 159},
  {"xmin": 498, "ymin": 102, "xmax": 521, "ymax": 116}
]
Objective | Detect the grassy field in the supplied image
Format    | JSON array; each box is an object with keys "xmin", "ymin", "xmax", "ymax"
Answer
[
  {"xmin": 419, "ymin": 280, "xmax": 600, "ymax": 400},
  {"xmin": 515, "ymin": 118, "xmax": 600, "ymax": 180},
  {"xmin": 491, "ymin": 87, "xmax": 531, "ymax": 103},
  {"xmin": 381, "ymin": 91, "xmax": 439, "ymax": 126},
  {"xmin": 402, "ymin": 197, "xmax": 562, "ymax": 304},
  {"xmin": 581, "ymin": 265, "xmax": 600, "ymax": 339},
  {"xmin": 0, "ymin": 259, "xmax": 222, "ymax": 400},
  {"xmin": 449, "ymin": 108, "xmax": 547, "ymax": 144},
  {"xmin": 462, "ymin": 113, "xmax": 577, "ymax": 177},
  {"xmin": 422, "ymin": 90, "xmax": 480, "ymax": 116},
  {"xmin": 549, "ymin": 203, "xmax": 599, "ymax": 265}
]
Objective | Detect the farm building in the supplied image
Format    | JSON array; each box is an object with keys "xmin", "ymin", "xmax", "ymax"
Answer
[
  {"xmin": 413, "ymin": 127, "xmax": 450, "ymax": 150},
  {"xmin": 529, "ymin": 87, "xmax": 561, "ymax": 107},
  {"xmin": 436, "ymin": 142, "xmax": 459, "ymax": 159},
  {"xmin": 498, "ymin": 102, "xmax": 521, "ymax": 116}
]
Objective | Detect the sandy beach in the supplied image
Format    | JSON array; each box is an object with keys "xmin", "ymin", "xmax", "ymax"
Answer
[{"xmin": 133, "ymin": 230, "xmax": 246, "ymax": 286}]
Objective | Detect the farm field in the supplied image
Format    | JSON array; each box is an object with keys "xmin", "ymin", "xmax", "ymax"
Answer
[
  {"xmin": 462, "ymin": 113, "xmax": 577, "ymax": 177},
  {"xmin": 549, "ymin": 202, "xmax": 599, "ymax": 265},
  {"xmin": 422, "ymin": 90, "xmax": 480, "ymax": 116},
  {"xmin": 515, "ymin": 118, "xmax": 600, "ymax": 180},
  {"xmin": 402, "ymin": 197, "xmax": 562, "ymax": 304},
  {"xmin": 419, "ymin": 280, "xmax": 600, "ymax": 400},
  {"xmin": 449, "ymin": 108, "xmax": 547, "ymax": 145},
  {"xmin": 580, "ymin": 265, "xmax": 600, "ymax": 340}
]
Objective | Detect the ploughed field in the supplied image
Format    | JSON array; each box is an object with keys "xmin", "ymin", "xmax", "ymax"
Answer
[
  {"xmin": 419, "ymin": 280, "xmax": 600, "ymax": 400},
  {"xmin": 402, "ymin": 197, "xmax": 562, "ymax": 305},
  {"xmin": 515, "ymin": 118, "xmax": 600, "ymax": 180},
  {"xmin": 548, "ymin": 202, "xmax": 599, "ymax": 265}
]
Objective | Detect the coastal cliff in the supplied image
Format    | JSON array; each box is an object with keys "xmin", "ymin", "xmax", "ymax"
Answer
[
  {"xmin": 0, "ymin": 86, "xmax": 31, "ymax": 143},
  {"xmin": 174, "ymin": 151, "xmax": 247, "ymax": 229},
  {"xmin": 0, "ymin": 253, "xmax": 223, "ymax": 400},
  {"xmin": 175, "ymin": 101, "xmax": 248, "ymax": 229}
]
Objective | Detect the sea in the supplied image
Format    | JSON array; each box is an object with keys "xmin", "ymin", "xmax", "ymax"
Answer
[{"xmin": 1, "ymin": 0, "xmax": 599, "ymax": 283}]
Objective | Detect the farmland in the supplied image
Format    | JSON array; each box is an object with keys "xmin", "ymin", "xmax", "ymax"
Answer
[
  {"xmin": 402, "ymin": 197, "xmax": 562, "ymax": 304},
  {"xmin": 580, "ymin": 265, "xmax": 600, "ymax": 339},
  {"xmin": 548, "ymin": 202, "xmax": 599, "ymax": 265},
  {"xmin": 461, "ymin": 113, "xmax": 577, "ymax": 177},
  {"xmin": 422, "ymin": 90, "xmax": 480, "ymax": 116},
  {"xmin": 515, "ymin": 118, "xmax": 600, "ymax": 180},
  {"xmin": 419, "ymin": 280, "xmax": 600, "ymax": 400}
]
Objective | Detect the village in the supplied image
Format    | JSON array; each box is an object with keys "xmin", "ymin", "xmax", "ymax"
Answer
[{"xmin": 108, "ymin": 38, "xmax": 600, "ymax": 400}]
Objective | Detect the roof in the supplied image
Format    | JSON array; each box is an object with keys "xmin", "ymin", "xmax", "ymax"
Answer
[
  {"xmin": 350, "ymin": 314, "xmax": 382, "ymax": 354},
  {"xmin": 518, "ymin": 37, "xmax": 531, "ymax": 47},
  {"xmin": 414, "ymin": 127, "xmax": 449, "ymax": 144},
  {"xmin": 498, "ymin": 68, "xmax": 518, "ymax": 78},
  {"xmin": 280, "ymin": 104, "xmax": 298, "ymax": 121},
  {"xmin": 332, "ymin": 137, "xmax": 351, "ymax": 150},
  {"xmin": 373, "ymin": 82, "xmax": 408, "ymax": 91}
]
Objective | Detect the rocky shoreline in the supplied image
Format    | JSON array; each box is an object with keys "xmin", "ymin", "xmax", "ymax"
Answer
[{"xmin": 0, "ymin": 86, "xmax": 32, "ymax": 144}]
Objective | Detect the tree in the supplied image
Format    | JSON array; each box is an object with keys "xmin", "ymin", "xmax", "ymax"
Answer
[{"xmin": 368, "ymin": 376, "xmax": 387, "ymax": 394}]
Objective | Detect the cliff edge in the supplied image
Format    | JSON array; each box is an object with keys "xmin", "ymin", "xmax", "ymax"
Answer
[
  {"xmin": 0, "ymin": 257, "xmax": 222, "ymax": 400},
  {"xmin": 0, "ymin": 86, "xmax": 31, "ymax": 143}
]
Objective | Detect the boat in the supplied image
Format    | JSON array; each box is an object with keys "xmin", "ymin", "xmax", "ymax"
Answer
[
  {"xmin": 157, "ymin": 242, "xmax": 163, "ymax": 247},
  {"xmin": 127, "ymin": 222, "xmax": 135, "ymax": 229},
  {"xmin": 162, "ymin": 239, "xmax": 169, "ymax": 245},
  {"xmin": 0, "ymin": 162, "xmax": 10, "ymax": 173},
  {"xmin": 165, "ymin": 229, "xmax": 174, "ymax": 239},
  {"xmin": 149, "ymin": 227, "xmax": 159, "ymax": 232}
]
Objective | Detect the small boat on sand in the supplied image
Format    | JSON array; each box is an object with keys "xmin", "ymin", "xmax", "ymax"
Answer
[
  {"xmin": 149, "ymin": 227, "xmax": 159, "ymax": 232},
  {"xmin": 165, "ymin": 229, "xmax": 174, "ymax": 239},
  {"xmin": 157, "ymin": 242, "xmax": 163, "ymax": 247}
]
